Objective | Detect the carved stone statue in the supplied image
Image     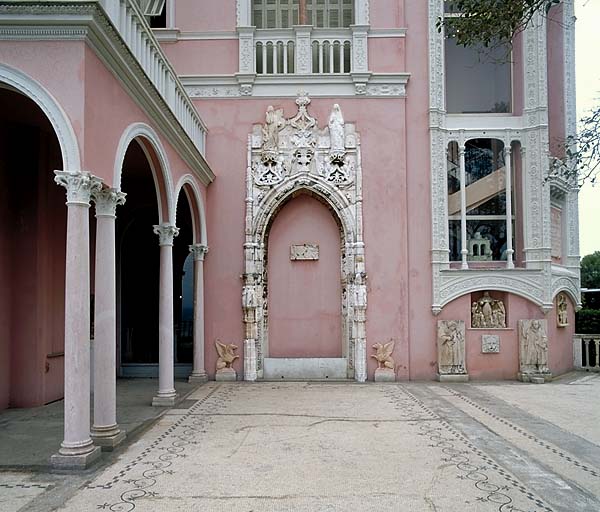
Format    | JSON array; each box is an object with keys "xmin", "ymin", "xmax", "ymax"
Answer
[
  {"xmin": 471, "ymin": 292, "xmax": 506, "ymax": 328},
  {"xmin": 328, "ymin": 103, "xmax": 345, "ymax": 156},
  {"xmin": 518, "ymin": 319, "xmax": 551, "ymax": 382},
  {"xmin": 437, "ymin": 320, "xmax": 468, "ymax": 381},
  {"xmin": 371, "ymin": 342, "xmax": 395, "ymax": 370},
  {"xmin": 556, "ymin": 293, "xmax": 568, "ymax": 327},
  {"xmin": 262, "ymin": 106, "xmax": 285, "ymax": 156},
  {"xmin": 372, "ymin": 341, "xmax": 396, "ymax": 382},
  {"xmin": 353, "ymin": 272, "xmax": 367, "ymax": 309},
  {"xmin": 215, "ymin": 339, "xmax": 239, "ymax": 381}
]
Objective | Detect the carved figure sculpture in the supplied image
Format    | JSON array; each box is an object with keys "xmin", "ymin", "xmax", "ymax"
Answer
[
  {"xmin": 328, "ymin": 103, "xmax": 345, "ymax": 155},
  {"xmin": 437, "ymin": 320, "xmax": 466, "ymax": 375},
  {"xmin": 557, "ymin": 293, "xmax": 568, "ymax": 327},
  {"xmin": 262, "ymin": 106, "xmax": 285, "ymax": 156},
  {"xmin": 371, "ymin": 342, "xmax": 395, "ymax": 370},
  {"xmin": 471, "ymin": 292, "xmax": 506, "ymax": 328},
  {"xmin": 215, "ymin": 339, "xmax": 239, "ymax": 371},
  {"xmin": 519, "ymin": 319, "xmax": 550, "ymax": 376},
  {"xmin": 353, "ymin": 272, "xmax": 367, "ymax": 309}
]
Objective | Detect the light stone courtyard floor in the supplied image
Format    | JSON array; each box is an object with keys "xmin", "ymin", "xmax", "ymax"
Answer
[{"xmin": 1, "ymin": 372, "xmax": 600, "ymax": 511}]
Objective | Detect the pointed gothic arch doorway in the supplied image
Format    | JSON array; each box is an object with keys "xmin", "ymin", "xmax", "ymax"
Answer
[{"xmin": 242, "ymin": 94, "xmax": 367, "ymax": 382}]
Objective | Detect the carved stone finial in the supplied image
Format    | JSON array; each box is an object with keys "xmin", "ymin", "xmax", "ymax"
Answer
[
  {"xmin": 295, "ymin": 90, "xmax": 311, "ymax": 109},
  {"xmin": 153, "ymin": 223, "xmax": 180, "ymax": 246},
  {"xmin": 54, "ymin": 171, "xmax": 103, "ymax": 206},
  {"xmin": 328, "ymin": 103, "xmax": 346, "ymax": 157},
  {"xmin": 92, "ymin": 187, "xmax": 126, "ymax": 217}
]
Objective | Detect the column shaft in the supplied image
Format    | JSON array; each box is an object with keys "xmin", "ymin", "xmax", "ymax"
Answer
[
  {"xmin": 189, "ymin": 244, "xmax": 208, "ymax": 383},
  {"xmin": 91, "ymin": 188, "xmax": 126, "ymax": 449}
]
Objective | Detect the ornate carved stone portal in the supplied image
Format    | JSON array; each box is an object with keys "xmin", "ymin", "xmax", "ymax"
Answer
[
  {"xmin": 242, "ymin": 93, "xmax": 366, "ymax": 381},
  {"xmin": 518, "ymin": 319, "xmax": 552, "ymax": 383},
  {"xmin": 437, "ymin": 320, "xmax": 468, "ymax": 382},
  {"xmin": 471, "ymin": 292, "xmax": 506, "ymax": 329}
]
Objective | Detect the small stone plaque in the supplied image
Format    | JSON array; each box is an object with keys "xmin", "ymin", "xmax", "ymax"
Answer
[
  {"xmin": 290, "ymin": 243, "xmax": 319, "ymax": 261},
  {"xmin": 482, "ymin": 334, "xmax": 500, "ymax": 353}
]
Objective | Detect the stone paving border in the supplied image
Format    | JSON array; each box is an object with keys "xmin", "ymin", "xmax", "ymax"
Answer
[{"xmin": 408, "ymin": 385, "xmax": 600, "ymax": 512}]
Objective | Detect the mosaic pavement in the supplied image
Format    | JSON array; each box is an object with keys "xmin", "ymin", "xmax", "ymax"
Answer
[{"xmin": 2, "ymin": 373, "xmax": 600, "ymax": 511}]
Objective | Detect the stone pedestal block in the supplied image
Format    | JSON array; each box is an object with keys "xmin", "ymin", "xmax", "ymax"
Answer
[
  {"xmin": 518, "ymin": 372, "xmax": 552, "ymax": 384},
  {"xmin": 216, "ymin": 368, "xmax": 237, "ymax": 381},
  {"xmin": 50, "ymin": 445, "xmax": 101, "ymax": 470},
  {"xmin": 152, "ymin": 394, "xmax": 178, "ymax": 407},
  {"xmin": 374, "ymin": 368, "xmax": 396, "ymax": 382},
  {"xmin": 437, "ymin": 373, "xmax": 469, "ymax": 383}
]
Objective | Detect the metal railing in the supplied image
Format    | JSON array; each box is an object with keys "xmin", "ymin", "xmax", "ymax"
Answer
[{"xmin": 574, "ymin": 334, "xmax": 600, "ymax": 371}]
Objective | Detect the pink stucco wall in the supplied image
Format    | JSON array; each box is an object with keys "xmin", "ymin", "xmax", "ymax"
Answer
[{"xmin": 268, "ymin": 194, "xmax": 342, "ymax": 358}]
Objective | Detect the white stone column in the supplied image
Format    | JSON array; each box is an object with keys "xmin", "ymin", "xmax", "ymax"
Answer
[
  {"xmin": 90, "ymin": 188, "xmax": 126, "ymax": 449},
  {"xmin": 152, "ymin": 223, "xmax": 180, "ymax": 406},
  {"xmin": 459, "ymin": 144, "xmax": 468, "ymax": 269},
  {"xmin": 51, "ymin": 171, "xmax": 103, "ymax": 469},
  {"xmin": 188, "ymin": 244, "xmax": 208, "ymax": 383},
  {"xmin": 504, "ymin": 144, "xmax": 514, "ymax": 269}
]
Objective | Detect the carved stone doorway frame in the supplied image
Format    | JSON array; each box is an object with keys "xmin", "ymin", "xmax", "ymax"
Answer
[{"xmin": 242, "ymin": 94, "xmax": 367, "ymax": 381}]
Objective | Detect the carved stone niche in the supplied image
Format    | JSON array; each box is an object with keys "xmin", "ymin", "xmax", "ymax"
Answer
[
  {"xmin": 437, "ymin": 320, "xmax": 469, "ymax": 382},
  {"xmin": 556, "ymin": 292, "xmax": 569, "ymax": 327},
  {"xmin": 471, "ymin": 291, "xmax": 507, "ymax": 329},
  {"xmin": 518, "ymin": 319, "xmax": 552, "ymax": 383}
]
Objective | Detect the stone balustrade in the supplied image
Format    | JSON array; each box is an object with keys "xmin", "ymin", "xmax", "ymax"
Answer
[
  {"xmin": 573, "ymin": 334, "xmax": 600, "ymax": 371},
  {"xmin": 102, "ymin": 0, "xmax": 207, "ymax": 154}
]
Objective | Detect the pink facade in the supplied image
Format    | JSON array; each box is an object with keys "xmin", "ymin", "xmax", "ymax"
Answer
[{"xmin": 0, "ymin": 0, "xmax": 581, "ymax": 432}]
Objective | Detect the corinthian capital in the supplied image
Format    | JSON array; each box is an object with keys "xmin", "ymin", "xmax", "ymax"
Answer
[
  {"xmin": 189, "ymin": 244, "xmax": 209, "ymax": 261},
  {"xmin": 54, "ymin": 171, "xmax": 103, "ymax": 206},
  {"xmin": 153, "ymin": 223, "xmax": 180, "ymax": 246},
  {"xmin": 92, "ymin": 187, "xmax": 127, "ymax": 217}
]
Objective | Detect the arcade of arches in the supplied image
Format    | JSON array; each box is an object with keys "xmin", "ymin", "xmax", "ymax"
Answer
[{"xmin": 0, "ymin": 85, "xmax": 209, "ymax": 468}]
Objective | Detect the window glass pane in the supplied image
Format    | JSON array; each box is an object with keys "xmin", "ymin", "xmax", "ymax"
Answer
[{"xmin": 445, "ymin": 37, "xmax": 512, "ymax": 113}]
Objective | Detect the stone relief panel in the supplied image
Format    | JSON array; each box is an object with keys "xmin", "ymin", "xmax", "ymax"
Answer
[
  {"xmin": 518, "ymin": 319, "xmax": 551, "ymax": 381},
  {"xmin": 243, "ymin": 92, "xmax": 366, "ymax": 382},
  {"xmin": 471, "ymin": 292, "xmax": 506, "ymax": 329},
  {"xmin": 290, "ymin": 244, "xmax": 319, "ymax": 261},
  {"xmin": 437, "ymin": 320, "xmax": 467, "ymax": 376},
  {"xmin": 481, "ymin": 335, "xmax": 500, "ymax": 354},
  {"xmin": 556, "ymin": 292, "xmax": 569, "ymax": 327}
]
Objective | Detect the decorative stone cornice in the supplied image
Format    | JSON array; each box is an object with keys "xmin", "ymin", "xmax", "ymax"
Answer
[
  {"xmin": 92, "ymin": 187, "xmax": 126, "ymax": 217},
  {"xmin": 54, "ymin": 170, "xmax": 103, "ymax": 206},
  {"xmin": 189, "ymin": 244, "xmax": 209, "ymax": 261},
  {"xmin": 0, "ymin": 1, "xmax": 214, "ymax": 185},
  {"xmin": 153, "ymin": 223, "xmax": 180, "ymax": 246}
]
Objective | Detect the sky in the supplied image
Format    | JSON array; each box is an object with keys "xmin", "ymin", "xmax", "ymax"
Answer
[{"xmin": 575, "ymin": 0, "xmax": 600, "ymax": 257}]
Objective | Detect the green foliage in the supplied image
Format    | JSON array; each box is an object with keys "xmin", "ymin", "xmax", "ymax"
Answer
[
  {"xmin": 581, "ymin": 251, "xmax": 600, "ymax": 289},
  {"xmin": 576, "ymin": 309, "xmax": 600, "ymax": 334}
]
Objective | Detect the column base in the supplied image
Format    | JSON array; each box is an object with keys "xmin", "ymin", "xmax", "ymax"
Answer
[
  {"xmin": 188, "ymin": 372, "xmax": 208, "ymax": 384},
  {"xmin": 51, "ymin": 445, "xmax": 101, "ymax": 470},
  {"xmin": 91, "ymin": 426, "xmax": 126, "ymax": 451},
  {"xmin": 518, "ymin": 372, "xmax": 552, "ymax": 383},
  {"xmin": 152, "ymin": 393, "xmax": 178, "ymax": 407},
  {"xmin": 437, "ymin": 373, "xmax": 469, "ymax": 383}
]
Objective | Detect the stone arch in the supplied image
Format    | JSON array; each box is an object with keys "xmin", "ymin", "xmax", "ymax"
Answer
[
  {"xmin": 113, "ymin": 122, "xmax": 174, "ymax": 224},
  {"xmin": 242, "ymin": 95, "xmax": 367, "ymax": 382},
  {"xmin": 173, "ymin": 174, "xmax": 208, "ymax": 246},
  {"xmin": 0, "ymin": 63, "xmax": 81, "ymax": 171},
  {"xmin": 551, "ymin": 279, "xmax": 580, "ymax": 308}
]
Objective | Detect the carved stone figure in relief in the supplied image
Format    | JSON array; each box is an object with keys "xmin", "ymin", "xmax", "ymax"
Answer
[
  {"xmin": 437, "ymin": 320, "xmax": 466, "ymax": 374},
  {"xmin": 262, "ymin": 106, "xmax": 285, "ymax": 156},
  {"xmin": 353, "ymin": 272, "xmax": 367, "ymax": 309},
  {"xmin": 328, "ymin": 103, "xmax": 345, "ymax": 156},
  {"xmin": 471, "ymin": 292, "xmax": 506, "ymax": 328},
  {"xmin": 371, "ymin": 341, "xmax": 395, "ymax": 370},
  {"xmin": 519, "ymin": 320, "xmax": 550, "ymax": 374},
  {"xmin": 557, "ymin": 293, "xmax": 568, "ymax": 327},
  {"xmin": 215, "ymin": 339, "xmax": 239, "ymax": 371}
]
